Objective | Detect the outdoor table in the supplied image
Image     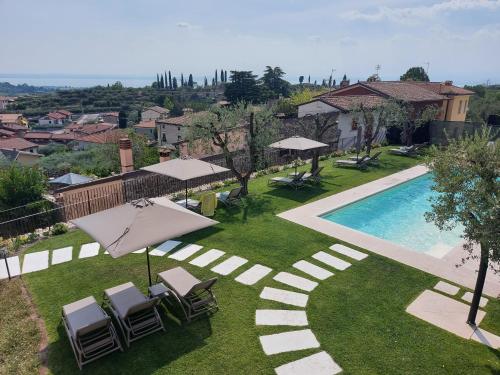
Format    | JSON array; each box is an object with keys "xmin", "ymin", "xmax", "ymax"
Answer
[{"xmin": 148, "ymin": 282, "xmax": 170, "ymax": 301}]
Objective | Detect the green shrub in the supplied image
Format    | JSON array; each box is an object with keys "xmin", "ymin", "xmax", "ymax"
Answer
[{"xmin": 50, "ymin": 223, "xmax": 68, "ymax": 236}]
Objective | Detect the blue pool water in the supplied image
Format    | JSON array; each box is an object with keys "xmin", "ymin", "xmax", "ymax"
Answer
[{"xmin": 321, "ymin": 174, "xmax": 464, "ymax": 255}]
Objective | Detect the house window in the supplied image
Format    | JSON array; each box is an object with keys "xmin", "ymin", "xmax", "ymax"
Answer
[
  {"xmin": 458, "ymin": 100, "xmax": 463, "ymax": 114},
  {"xmin": 351, "ymin": 118, "xmax": 358, "ymax": 130},
  {"xmin": 162, "ymin": 134, "xmax": 166, "ymax": 143},
  {"xmin": 177, "ymin": 126, "xmax": 181, "ymax": 131}
]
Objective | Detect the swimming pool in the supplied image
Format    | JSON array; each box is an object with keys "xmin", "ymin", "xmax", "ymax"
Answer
[{"xmin": 321, "ymin": 174, "xmax": 464, "ymax": 256}]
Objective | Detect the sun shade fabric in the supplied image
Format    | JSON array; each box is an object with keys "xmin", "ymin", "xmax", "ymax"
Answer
[
  {"xmin": 268, "ymin": 136, "xmax": 328, "ymax": 151},
  {"xmin": 141, "ymin": 158, "xmax": 230, "ymax": 180},
  {"xmin": 49, "ymin": 172, "xmax": 93, "ymax": 185},
  {"xmin": 71, "ymin": 197, "xmax": 217, "ymax": 258}
]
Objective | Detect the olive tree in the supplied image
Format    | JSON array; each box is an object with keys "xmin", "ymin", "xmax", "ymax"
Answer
[
  {"xmin": 425, "ymin": 128, "xmax": 499, "ymax": 325},
  {"xmin": 188, "ymin": 103, "xmax": 279, "ymax": 195},
  {"xmin": 387, "ymin": 102, "xmax": 439, "ymax": 146}
]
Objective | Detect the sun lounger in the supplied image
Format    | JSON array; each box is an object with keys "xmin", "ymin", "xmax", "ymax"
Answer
[
  {"xmin": 62, "ymin": 296, "xmax": 122, "ymax": 369},
  {"xmin": 157, "ymin": 266, "xmax": 218, "ymax": 322},
  {"xmin": 216, "ymin": 186, "xmax": 243, "ymax": 206},
  {"xmin": 350, "ymin": 151, "xmax": 382, "ymax": 164},
  {"xmin": 389, "ymin": 143, "xmax": 427, "ymax": 156},
  {"xmin": 335, "ymin": 155, "xmax": 370, "ymax": 169},
  {"xmin": 268, "ymin": 171, "xmax": 306, "ymax": 189},
  {"xmin": 103, "ymin": 282, "xmax": 164, "ymax": 346},
  {"xmin": 303, "ymin": 166, "xmax": 324, "ymax": 183}
]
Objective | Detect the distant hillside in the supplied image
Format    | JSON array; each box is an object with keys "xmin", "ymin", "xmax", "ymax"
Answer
[{"xmin": 0, "ymin": 82, "xmax": 58, "ymax": 95}]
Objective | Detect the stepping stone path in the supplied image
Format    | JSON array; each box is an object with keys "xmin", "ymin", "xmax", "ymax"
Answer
[
  {"xmin": 0, "ymin": 256, "xmax": 21, "ymax": 279},
  {"xmin": 256, "ymin": 243, "xmax": 369, "ymax": 374},
  {"xmin": 274, "ymin": 351, "xmax": 343, "ymax": 375},
  {"xmin": 312, "ymin": 251, "xmax": 351, "ymax": 271},
  {"xmin": 260, "ymin": 287, "xmax": 308, "ymax": 308},
  {"xmin": 273, "ymin": 272, "xmax": 318, "ymax": 292},
  {"xmin": 461, "ymin": 291, "xmax": 488, "ymax": 308},
  {"xmin": 149, "ymin": 240, "xmax": 181, "ymax": 256},
  {"xmin": 293, "ymin": 260, "xmax": 333, "ymax": 280},
  {"xmin": 168, "ymin": 244, "xmax": 203, "ymax": 261},
  {"xmin": 189, "ymin": 249, "xmax": 225, "ymax": 267},
  {"xmin": 259, "ymin": 329, "xmax": 320, "ymax": 355},
  {"xmin": 433, "ymin": 281, "xmax": 460, "ymax": 296},
  {"xmin": 330, "ymin": 244, "xmax": 367, "ymax": 260},
  {"xmin": 256, "ymin": 309, "xmax": 308, "ymax": 326},
  {"xmin": 211, "ymin": 255, "xmax": 247, "ymax": 275},
  {"xmin": 79, "ymin": 242, "xmax": 100, "ymax": 259},
  {"xmin": 235, "ymin": 264, "xmax": 272, "ymax": 286},
  {"xmin": 51, "ymin": 247, "xmax": 73, "ymax": 265},
  {"xmin": 22, "ymin": 251, "xmax": 49, "ymax": 274}
]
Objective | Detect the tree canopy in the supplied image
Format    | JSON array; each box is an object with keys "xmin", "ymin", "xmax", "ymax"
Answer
[
  {"xmin": 400, "ymin": 66, "xmax": 429, "ymax": 82},
  {"xmin": 224, "ymin": 71, "xmax": 262, "ymax": 104},
  {"xmin": 0, "ymin": 165, "xmax": 47, "ymax": 210},
  {"xmin": 261, "ymin": 66, "xmax": 290, "ymax": 99}
]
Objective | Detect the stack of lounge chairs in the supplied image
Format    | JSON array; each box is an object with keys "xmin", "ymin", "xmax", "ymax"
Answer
[
  {"xmin": 268, "ymin": 166, "xmax": 325, "ymax": 188},
  {"xmin": 389, "ymin": 143, "xmax": 427, "ymax": 156},
  {"xmin": 62, "ymin": 268, "xmax": 218, "ymax": 369}
]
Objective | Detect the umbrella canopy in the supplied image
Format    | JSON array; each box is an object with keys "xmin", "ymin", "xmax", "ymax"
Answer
[
  {"xmin": 49, "ymin": 173, "xmax": 93, "ymax": 186},
  {"xmin": 141, "ymin": 158, "xmax": 229, "ymax": 181},
  {"xmin": 72, "ymin": 197, "xmax": 217, "ymax": 258},
  {"xmin": 268, "ymin": 136, "xmax": 328, "ymax": 151}
]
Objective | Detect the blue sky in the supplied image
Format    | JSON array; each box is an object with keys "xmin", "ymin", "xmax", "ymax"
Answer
[{"xmin": 1, "ymin": 0, "xmax": 500, "ymax": 85}]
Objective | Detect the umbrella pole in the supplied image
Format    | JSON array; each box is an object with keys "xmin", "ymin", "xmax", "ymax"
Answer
[
  {"xmin": 295, "ymin": 151, "xmax": 298, "ymax": 175},
  {"xmin": 185, "ymin": 181, "xmax": 188, "ymax": 208},
  {"xmin": 146, "ymin": 246, "xmax": 152, "ymax": 286}
]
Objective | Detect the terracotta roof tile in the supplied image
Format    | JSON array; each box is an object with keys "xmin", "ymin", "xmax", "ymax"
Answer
[
  {"xmin": 361, "ymin": 81, "xmax": 447, "ymax": 102},
  {"xmin": 0, "ymin": 113, "xmax": 24, "ymax": 123},
  {"xmin": 0, "ymin": 137, "xmax": 38, "ymax": 150},
  {"xmin": 406, "ymin": 82, "xmax": 475, "ymax": 95},
  {"xmin": 318, "ymin": 95, "xmax": 388, "ymax": 111},
  {"xmin": 78, "ymin": 129, "xmax": 126, "ymax": 144},
  {"xmin": 145, "ymin": 106, "xmax": 169, "ymax": 114},
  {"xmin": 134, "ymin": 120, "xmax": 157, "ymax": 129},
  {"xmin": 162, "ymin": 111, "xmax": 208, "ymax": 126}
]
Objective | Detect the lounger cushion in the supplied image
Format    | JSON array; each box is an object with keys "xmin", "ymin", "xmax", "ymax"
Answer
[
  {"xmin": 158, "ymin": 266, "xmax": 201, "ymax": 297},
  {"xmin": 63, "ymin": 296, "xmax": 109, "ymax": 338},
  {"xmin": 336, "ymin": 160, "xmax": 357, "ymax": 165},
  {"xmin": 104, "ymin": 282, "xmax": 149, "ymax": 319},
  {"xmin": 271, "ymin": 177, "xmax": 294, "ymax": 183}
]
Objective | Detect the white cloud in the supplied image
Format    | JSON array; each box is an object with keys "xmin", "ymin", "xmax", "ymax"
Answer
[
  {"xmin": 342, "ymin": 0, "xmax": 500, "ymax": 23},
  {"xmin": 176, "ymin": 22, "xmax": 200, "ymax": 29}
]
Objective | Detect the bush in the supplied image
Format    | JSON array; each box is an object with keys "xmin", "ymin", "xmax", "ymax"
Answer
[{"xmin": 50, "ymin": 223, "xmax": 68, "ymax": 236}]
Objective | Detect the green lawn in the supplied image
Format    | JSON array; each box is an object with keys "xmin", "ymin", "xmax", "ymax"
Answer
[{"xmin": 18, "ymin": 148, "xmax": 500, "ymax": 374}]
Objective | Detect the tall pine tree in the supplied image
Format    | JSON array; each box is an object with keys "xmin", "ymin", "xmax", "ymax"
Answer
[
  {"xmin": 160, "ymin": 75, "xmax": 165, "ymax": 88},
  {"xmin": 156, "ymin": 73, "xmax": 160, "ymax": 88},
  {"xmin": 188, "ymin": 74, "xmax": 194, "ymax": 87},
  {"xmin": 164, "ymin": 71, "xmax": 168, "ymax": 89},
  {"xmin": 168, "ymin": 71, "xmax": 172, "ymax": 89},
  {"xmin": 204, "ymin": 76, "xmax": 208, "ymax": 87},
  {"xmin": 215, "ymin": 69, "xmax": 218, "ymax": 85},
  {"xmin": 173, "ymin": 77, "xmax": 178, "ymax": 90}
]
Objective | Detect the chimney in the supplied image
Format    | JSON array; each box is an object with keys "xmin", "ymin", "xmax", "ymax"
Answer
[
  {"xmin": 119, "ymin": 138, "xmax": 134, "ymax": 173},
  {"xmin": 444, "ymin": 80, "xmax": 453, "ymax": 86},
  {"xmin": 159, "ymin": 147, "xmax": 172, "ymax": 162}
]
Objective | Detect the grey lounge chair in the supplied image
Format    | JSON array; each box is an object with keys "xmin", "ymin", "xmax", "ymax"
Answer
[
  {"xmin": 389, "ymin": 145, "xmax": 416, "ymax": 156},
  {"xmin": 301, "ymin": 166, "xmax": 324, "ymax": 184},
  {"xmin": 349, "ymin": 151, "xmax": 382, "ymax": 164},
  {"xmin": 216, "ymin": 186, "xmax": 243, "ymax": 206},
  {"xmin": 103, "ymin": 282, "xmax": 165, "ymax": 347},
  {"xmin": 62, "ymin": 296, "xmax": 122, "ymax": 370},
  {"xmin": 268, "ymin": 171, "xmax": 306, "ymax": 189},
  {"xmin": 157, "ymin": 266, "xmax": 218, "ymax": 322},
  {"xmin": 335, "ymin": 155, "xmax": 370, "ymax": 169}
]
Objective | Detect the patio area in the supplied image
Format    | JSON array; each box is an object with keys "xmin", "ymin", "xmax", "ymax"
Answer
[{"xmin": 2, "ymin": 147, "xmax": 499, "ymax": 374}]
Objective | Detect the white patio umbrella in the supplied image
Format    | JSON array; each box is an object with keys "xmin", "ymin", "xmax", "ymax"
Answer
[
  {"xmin": 71, "ymin": 197, "xmax": 218, "ymax": 285},
  {"xmin": 141, "ymin": 158, "xmax": 230, "ymax": 208},
  {"xmin": 268, "ymin": 136, "xmax": 328, "ymax": 174}
]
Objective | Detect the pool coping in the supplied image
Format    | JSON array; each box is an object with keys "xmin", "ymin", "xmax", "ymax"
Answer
[{"xmin": 278, "ymin": 165, "xmax": 500, "ymax": 298}]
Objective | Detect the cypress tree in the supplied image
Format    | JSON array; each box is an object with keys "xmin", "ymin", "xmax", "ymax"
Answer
[
  {"xmin": 204, "ymin": 76, "xmax": 208, "ymax": 87},
  {"xmin": 164, "ymin": 71, "xmax": 168, "ymax": 89},
  {"xmin": 220, "ymin": 68, "xmax": 224, "ymax": 82},
  {"xmin": 308, "ymin": 75, "xmax": 311, "ymax": 83},
  {"xmin": 343, "ymin": 73, "xmax": 347, "ymax": 81},
  {"xmin": 188, "ymin": 74, "xmax": 194, "ymax": 87},
  {"xmin": 328, "ymin": 75, "xmax": 332, "ymax": 87},
  {"xmin": 168, "ymin": 71, "xmax": 172, "ymax": 89},
  {"xmin": 156, "ymin": 73, "xmax": 160, "ymax": 88},
  {"xmin": 225, "ymin": 70, "xmax": 228, "ymax": 82},
  {"xmin": 333, "ymin": 79, "xmax": 336, "ymax": 87},
  {"xmin": 160, "ymin": 75, "xmax": 165, "ymax": 88},
  {"xmin": 181, "ymin": 73, "xmax": 184, "ymax": 86},
  {"xmin": 173, "ymin": 77, "xmax": 178, "ymax": 90},
  {"xmin": 212, "ymin": 77, "xmax": 215, "ymax": 86},
  {"xmin": 215, "ymin": 69, "xmax": 218, "ymax": 85}
]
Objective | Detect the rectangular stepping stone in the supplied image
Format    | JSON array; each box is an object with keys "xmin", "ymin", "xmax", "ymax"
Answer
[
  {"xmin": 274, "ymin": 351, "xmax": 343, "ymax": 375},
  {"xmin": 168, "ymin": 244, "xmax": 203, "ymax": 261},
  {"xmin": 292, "ymin": 260, "xmax": 333, "ymax": 280},
  {"xmin": 0, "ymin": 256, "xmax": 21, "ymax": 279},
  {"xmin": 22, "ymin": 251, "xmax": 49, "ymax": 274},
  {"xmin": 256, "ymin": 309, "xmax": 308, "ymax": 326},
  {"xmin": 79, "ymin": 242, "xmax": 100, "ymax": 259},
  {"xmin": 273, "ymin": 272, "xmax": 318, "ymax": 292},
  {"xmin": 189, "ymin": 249, "xmax": 225, "ymax": 267},
  {"xmin": 260, "ymin": 287, "xmax": 308, "ymax": 307},
  {"xmin": 259, "ymin": 329, "xmax": 320, "ymax": 355},
  {"xmin": 235, "ymin": 264, "xmax": 272, "ymax": 285},
  {"xmin": 51, "ymin": 247, "xmax": 73, "ymax": 265},
  {"xmin": 211, "ymin": 256, "xmax": 248, "ymax": 275},
  {"xmin": 312, "ymin": 251, "xmax": 351, "ymax": 271},
  {"xmin": 132, "ymin": 248, "xmax": 146, "ymax": 254},
  {"xmin": 149, "ymin": 240, "xmax": 181, "ymax": 256},
  {"xmin": 330, "ymin": 244, "xmax": 368, "ymax": 261},
  {"xmin": 433, "ymin": 281, "xmax": 460, "ymax": 296},
  {"xmin": 461, "ymin": 291, "xmax": 488, "ymax": 308}
]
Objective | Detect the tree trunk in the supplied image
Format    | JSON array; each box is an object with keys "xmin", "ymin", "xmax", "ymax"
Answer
[
  {"xmin": 238, "ymin": 174, "xmax": 250, "ymax": 196},
  {"xmin": 311, "ymin": 150, "xmax": 319, "ymax": 172},
  {"xmin": 467, "ymin": 242, "xmax": 489, "ymax": 325}
]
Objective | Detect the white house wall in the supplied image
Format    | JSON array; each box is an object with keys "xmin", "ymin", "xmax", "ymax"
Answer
[{"xmin": 298, "ymin": 101, "xmax": 338, "ymax": 118}]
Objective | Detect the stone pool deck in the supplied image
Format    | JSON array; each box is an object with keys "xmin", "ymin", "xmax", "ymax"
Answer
[{"xmin": 278, "ymin": 165, "xmax": 500, "ymax": 298}]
